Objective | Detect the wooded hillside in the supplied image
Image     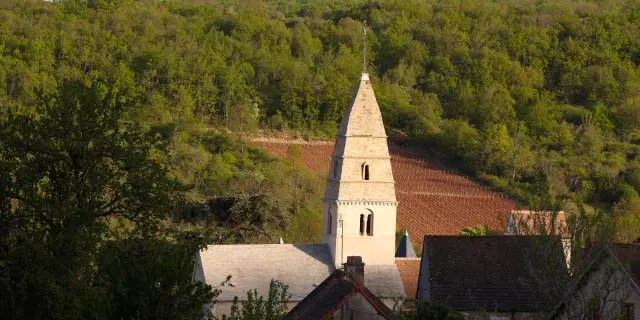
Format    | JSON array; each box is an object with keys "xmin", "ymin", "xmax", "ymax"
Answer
[
  {"xmin": 2, "ymin": 0, "xmax": 640, "ymax": 318},
  {"xmin": 2, "ymin": 0, "xmax": 640, "ymax": 230}
]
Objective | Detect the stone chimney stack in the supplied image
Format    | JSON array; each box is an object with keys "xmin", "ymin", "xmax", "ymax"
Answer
[{"xmin": 344, "ymin": 256, "xmax": 365, "ymax": 285}]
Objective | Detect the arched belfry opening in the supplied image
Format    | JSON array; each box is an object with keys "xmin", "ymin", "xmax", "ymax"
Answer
[
  {"xmin": 359, "ymin": 211, "xmax": 373, "ymax": 236},
  {"xmin": 362, "ymin": 163, "xmax": 370, "ymax": 180},
  {"xmin": 333, "ymin": 160, "xmax": 338, "ymax": 178},
  {"xmin": 327, "ymin": 208, "xmax": 332, "ymax": 235}
]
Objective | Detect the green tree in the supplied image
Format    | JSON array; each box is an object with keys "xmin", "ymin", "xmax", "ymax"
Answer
[
  {"xmin": 224, "ymin": 280, "xmax": 291, "ymax": 320},
  {"xmin": 0, "ymin": 79, "xmax": 214, "ymax": 319},
  {"xmin": 459, "ymin": 224, "xmax": 490, "ymax": 236},
  {"xmin": 396, "ymin": 301, "xmax": 464, "ymax": 320}
]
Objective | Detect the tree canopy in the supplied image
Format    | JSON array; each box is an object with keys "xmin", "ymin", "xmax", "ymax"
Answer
[
  {"xmin": 1, "ymin": 0, "xmax": 640, "ymax": 213},
  {"xmin": 0, "ymin": 79, "xmax": 217, "ymax": 319},
  {"xmin": 2, "ymin": 0, "xmax": 640, "ymax": 316}
]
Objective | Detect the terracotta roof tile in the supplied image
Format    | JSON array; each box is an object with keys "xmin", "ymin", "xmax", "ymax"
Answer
[
  {"xmin": 395, "ymin": 258, "xmax": 421, "ymax": 299},
  {"xmin": 250, "ymin": 140, "xmax": 518, "ymax": 248}
]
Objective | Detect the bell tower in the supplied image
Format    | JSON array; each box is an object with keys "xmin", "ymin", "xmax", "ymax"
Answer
[{"xmin": 322, "ymin": 73, "xmax": 398, "ymax": 267}]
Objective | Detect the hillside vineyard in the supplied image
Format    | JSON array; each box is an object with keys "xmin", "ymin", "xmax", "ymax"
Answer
[{"xmin": 253, "ymin": 139, "xmax": 517, "ymax": 247}]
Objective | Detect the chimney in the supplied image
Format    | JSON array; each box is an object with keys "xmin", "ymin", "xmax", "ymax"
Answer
[{"xmin": 344, "ymin": 256, "xmax": 365, "ymax": 285}]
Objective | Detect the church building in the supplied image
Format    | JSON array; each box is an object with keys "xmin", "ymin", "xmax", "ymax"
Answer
[{"xmin": 193, "ymin": 73, "xmax": 408, "ymax": 317}]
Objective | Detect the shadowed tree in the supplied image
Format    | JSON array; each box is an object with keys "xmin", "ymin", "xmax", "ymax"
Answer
[{"xmin": 0, "ymin": 79, "xmax": 215, "ymax": 320}]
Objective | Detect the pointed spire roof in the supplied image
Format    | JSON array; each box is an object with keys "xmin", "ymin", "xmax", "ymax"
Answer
[
  {"xmin": 336, "ymin": 73, "xmax": 387, "ymax": 139},
  {"xmin": 395, "ymin": 230, "xmax": 417, "ymax": 258}
]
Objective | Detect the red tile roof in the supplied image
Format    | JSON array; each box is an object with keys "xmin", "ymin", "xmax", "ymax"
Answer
[
  {"xmin": 395, "ymin": 258, "xmax": 421, "ymax": 299},
  {"xmin": 251, "ymin": 139, "xmax": 518, "ymax": 248}
]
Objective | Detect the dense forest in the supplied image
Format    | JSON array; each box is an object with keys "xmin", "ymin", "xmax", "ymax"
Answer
[
  {"xmin": 1, "ymin": 0, "xmax": 640, "ymax": 318},
  {"xmin": 3, "ymin": 0, "xmax": 640, "ymax": 211}
]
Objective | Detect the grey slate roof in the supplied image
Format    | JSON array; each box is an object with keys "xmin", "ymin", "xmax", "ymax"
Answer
[
  {"xmin": 196, "ymin": 243, "xmax": 405, "ymax": 301},
  {"xmin": 417, "ymin": 235, "xmax": 567, "ymax": 312},
  {"xmin": 395, "ymin": 231, "xmax": 417, "ymax": 258},
  {"xmin": 366, "ymin": 265, "xmax": 406, "ymax": 298}
]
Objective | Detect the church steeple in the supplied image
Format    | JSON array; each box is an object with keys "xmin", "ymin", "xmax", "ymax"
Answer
[
  {"xmin": 336, "ymin": 73, "xmax": 387, "ymax": 139},
  {"xmin": 322, "ymin": 73, "xmax": 398, "ymax": 267}
]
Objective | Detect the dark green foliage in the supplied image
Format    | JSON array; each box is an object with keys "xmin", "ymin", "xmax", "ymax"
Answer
[
  {"xmin": 625, "ymin": 167, "xmax": 640, "ymax": 193},
  {"xmin": 0, "ymin": 79, "xmax": 215, "ymax": 319},
  {"xmin": 166, "ymin": 129, "xmax": 324, "ymax": 244},
  {"xmin": 616, "ymin": 183, "xmax": 640, "ymax": 201},
  {"xmin": 185, "ymin": 195, "xmax": 290, "ymax": 244},
  {"xmin": 224, "ymin": 280, "xmax": 291, "ymax": 320},
  {"xmin": 2, "ymin": 0, "xmax": 640, "ymax": 317},
  {"xmin": 397, "ymin": 301, "xmax": 464, "ymax": 320},
  {"xmin": 459, "ymin": 225, "xmax": 489, "ymax": 236},
  {"xmin": 2, "ymin": 0, "xmax": 640, "ymax": 209},
  {"xmin": 95, "ymin": 239, "xmax": 217, "ymax": 320}
]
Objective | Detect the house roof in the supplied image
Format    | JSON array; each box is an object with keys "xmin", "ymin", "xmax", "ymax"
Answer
[
  {"xmin": 395, "ymin": 258, "xmax": 421, "ymax": 299},
  {"xmin": 395, "ymin": 231, "xmax": 417, "ymax": 258},
  {"xmin": 505, "ymin": 210, "xmax": 569, "ymax": 238},
  {"xmin": 418, "ymin": 235, "xmax": 566, "ymax": 312},
  {"xmin": 550, "ymin": 242, "xmax": 640, "ymax": 318},
  {"xmin": 196, "ymin": 243, "xmax": 405, "ymax": 302},
  {"xmin": 250, "ymin": 139, "xmax": 517, "ymax": 248},
  {"xmin": 282, "ymin": 269, "xmax": 397, "ymax": 320},
  {"xmin": 612, "ymin": 243, "xmax": 640, "ymax": 289}
]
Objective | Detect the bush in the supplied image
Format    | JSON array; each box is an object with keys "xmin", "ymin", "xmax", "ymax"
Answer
[
  {"xmin": 397, "ymin": 301, "xmax": 464, "ymax": 320},
  {"xmin": 436, "ymin": 119, "xmax": 481, "ymax": 168},
  {"xmin": 477, "ymin": 173, "xmax": 510, "ymax": 191},
  {"xmin": 269, "ymin": 113, "xmax": 284, "ymax": 131},
  {"xmin": 626, "ymin": 167, "xmax": 640, "ymax": 193},
  {"xmin": 617, "ymin": 183, "xmax": 640, "ymax": 202}
]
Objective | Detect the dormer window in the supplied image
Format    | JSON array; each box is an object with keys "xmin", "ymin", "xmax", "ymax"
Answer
[{"xmin": 362, "ymin": 163, "xmax": 370, "ymax": 180}]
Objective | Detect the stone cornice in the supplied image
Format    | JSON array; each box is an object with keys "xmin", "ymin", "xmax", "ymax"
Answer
[
  {"xmin": 330, "ymin": 155, "xmax": 391, "ymax": 160},
  {"xmin": 326, "ymin": 178, "xmax": 396, "ymax": 183},
  {"xmin": 336, "ymin": 135, "xmax": 388, "ymax": 138},
  {"xmin": 322, "ymin": 199, "xmax": 399, "ymax": 206}
]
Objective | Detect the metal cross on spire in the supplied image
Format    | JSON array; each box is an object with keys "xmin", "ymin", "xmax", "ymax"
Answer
[{"xmin": 363, "ymin": 20, "xmax": 367, "ymax": 73}]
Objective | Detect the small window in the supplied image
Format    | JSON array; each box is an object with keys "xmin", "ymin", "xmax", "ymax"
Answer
[
  {"xmin": 333, "ymin": 161, "xmax": 338, "ymax": 178},
  {"xmin": 327, "ymin": 210, "xmax": 332, "ymax": 234},
  {"xmin": 622, "ymin": 302, "xmax": 634, "ymax": 320},
  {"xmin": 359, "ymin": 214, "xmax": 365, "ymax": 235},
  {"xmin": 588, "ymin": 298, "xmax": 602, "ymax": 320},
  {"xmin": 366, "ymin": 213, "xmax": 373, "ymax": 236},
  {"xmin": 363, "ymin": 164, "xmax": 370, "ymax": 180}
]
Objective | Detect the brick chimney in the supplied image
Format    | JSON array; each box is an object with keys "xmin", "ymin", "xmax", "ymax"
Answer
[{"xmin": 344, "ymin": 256, "xmax": 365, "ymax": 285}]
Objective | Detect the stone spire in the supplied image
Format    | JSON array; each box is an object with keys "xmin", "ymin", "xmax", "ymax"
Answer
[
  {"xmin": 336, "ymin": 73, "xmax": 387, "ymax": 139},
  {"xmin": 325, "ymin": 73, "xmax": 396, "ymax": 202},
  {"xmin": 395, "ymin": 230, "xmax": 417, "ymax": 258},
  {"xmin": 322, "ymin": 73, "xmax": 398, "ymax": 267}
]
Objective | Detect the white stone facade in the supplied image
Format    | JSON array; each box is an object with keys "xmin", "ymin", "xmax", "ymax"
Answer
[{"xmin": 322, "ymin": 73, "xmax": 398, "ymax": 267}]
